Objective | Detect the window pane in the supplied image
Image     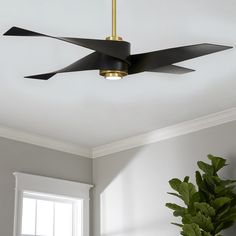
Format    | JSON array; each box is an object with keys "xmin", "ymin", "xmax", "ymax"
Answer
[
  {"xmin": 76, "ymin": 200, "xmax": 83, "ymax": 236},
  {"xmin": 36, "ymin": 200, "xmax": 54, "ymax": 236},
  {"xmin": 21, "ymin": 198, "xmax": 36, "ymax": 235},
  {"xmin": 55, "ymin": 202, "xmax": 73, "ymax": 236}
]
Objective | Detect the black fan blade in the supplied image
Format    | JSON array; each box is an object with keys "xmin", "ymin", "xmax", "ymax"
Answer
[
  {"xmin": 25, "ymin": 73, "xmax": 56, "ymax": 80},
  {"xmin": 129, "ymin": 43, "xmax": 232, "ymax": 74},
  {"xmin": 25, "ymin": 52, "xmax": 102, "ymax": 80},
  {"xmin": 4, "ymin": 27, "xmax": 130, "ymax": 60},
  {"xmin": 148, "ymin": 65, "xmax": 195, "ymax": 74},
  {"xmin": 4, "ymin": 27, "xmax": 45, "ymax": 37}
]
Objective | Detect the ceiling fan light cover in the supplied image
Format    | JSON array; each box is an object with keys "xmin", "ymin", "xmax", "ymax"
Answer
[
  {"xmin": 105, "ymin": 75, "xmax": 122, "ymax": 81},
  {"xmin": 100, "ymin": 70, "xmax": 127, "ymax": 80}
]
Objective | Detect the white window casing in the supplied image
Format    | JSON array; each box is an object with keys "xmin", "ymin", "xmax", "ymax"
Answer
[{"xmin": 13, "ymin": 172, "xmax": 93, "ymax": 236}]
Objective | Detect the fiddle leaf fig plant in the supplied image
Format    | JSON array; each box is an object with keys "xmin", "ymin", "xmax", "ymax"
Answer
[{"xmin": 166, "ymin": 155, "xmax": 236, "ymax": 236}]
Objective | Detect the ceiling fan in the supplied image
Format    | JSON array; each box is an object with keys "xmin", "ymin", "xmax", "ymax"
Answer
[{"xmin": 3, "ymin": 0, "xmax": 232, "ymax": 81}]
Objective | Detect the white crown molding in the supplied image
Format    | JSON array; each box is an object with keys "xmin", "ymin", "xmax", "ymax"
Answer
[
  {"xmin": 92, "ymin": 107, "xmax": 236, "ymax": 158},
  {"xmin": 0, "ymin": 125, "xmax": 92, "ymax": 158},
  {"xmin": 1, "ymin": 108, "xmax": 236, "ymax": 159}
]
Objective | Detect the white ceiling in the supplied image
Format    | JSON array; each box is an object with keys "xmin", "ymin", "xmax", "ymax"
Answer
[{"xmin": 0, "ymin": 0, "xmax": 236, "ymax": 151}]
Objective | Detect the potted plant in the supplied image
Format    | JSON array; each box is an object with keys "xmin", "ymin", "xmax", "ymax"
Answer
[{"xmin": 166, "ymin": 155, "xmax": 236, "ymax": 236}]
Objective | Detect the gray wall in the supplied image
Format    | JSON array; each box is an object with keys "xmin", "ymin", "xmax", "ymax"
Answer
[
  {"xmin": 92, "ymin": 121, "xmax": 236, "ymax": 236},
  {"xmin": 0, "ymin": 137, "xmax": 92, "ymax": 236}
]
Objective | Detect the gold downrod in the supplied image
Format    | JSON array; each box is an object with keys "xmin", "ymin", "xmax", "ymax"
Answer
[
  {"xmin": 106, "ymin": 0, "xmax": 122, "ymax": 41},
  {"xmin": 101, "ymin": 0, "xmax": 126, "ymax": 78},
  {"xmin": 112, "ymin": 0, "xmax": 117, "ymax": 37}
]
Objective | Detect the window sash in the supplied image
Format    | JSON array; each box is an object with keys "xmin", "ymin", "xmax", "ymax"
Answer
[{"xmin": 21, "ymin": 193, "xmax": 80, "ymax": 236}]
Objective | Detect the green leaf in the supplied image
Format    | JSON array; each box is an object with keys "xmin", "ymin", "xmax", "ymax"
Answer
[
  {"xmin": 190, "ymin": 192, "xmax": 201, "ymax": 205},
  {"xmin": 216, "ymin": 205, "xmax": 231, "ymax": 220},
  {"xmin": 212, "ymin": 176, "xmax": 221, "ymax": 184},
  {"xmin": 221, "ymin": 212, "xmax": 236, "ymax": 221},
  {"xmin": 166, "ymin": 203, "xmax": 184, "ymax": 211},
  {"xmin": 167, "ymin": 192, "xmax": 184, "ymax": 201},
  {"xmin": 195, "ymin": 171, "xmax": 203, "ymax": 187},
  {"xmin": 191, "ymin": 212, "xmax": 214, "ymax": 232},
  {"xmin": 215, "ymin": 185, "xmax": 235, "ymax": 196},
  {"xmin": 203, "ymin": 174, "xmax": 215, "ymax": 190},
  {"xmin": 178, "ymin": 183, "xmax": 190, "ymax": 205},
  {"xmin": 182, "ymin": 214, "xmax": 193, "ymax": 224},
  {"xmin": 166, "ymin": 203, "xmax": 187, "ymax": 217},
  {"xmin": 197, "ymin": 161, "xmax": 214, "ymax": 176},
  {"xmin": 182, "ymin": 224, "xmax": 201, "ymax": 236},
  {"xmin": 202, "ymin": 232, "xmax": 211, "ymax": 236},
  {"xmin": 178, "ymin": 182, "xmax": 197, "ymax": 205},
  {"xmin": 169, "ymin": 178, "xmax": 182, "ymax": 191},
  {"xmin": 215, "ymin": 222, "xmax": 227, "ymax": 234},
  {"xmin": 195, "ymin": 172, "xmax": 211, "ymax": 201},
  {"xmin": 208, "ymin": 154, "xmax": 227, "ymax": 173},
  {"xmin": 194, "ymin": 202, "xmax": 215, "ymax": 217},
  {"xmin": 212, "ymin": 197, "xmax": 231, "ymax": 210},
  {"xmin": 171, "ymin": 222, "xmax": 183, "ymax": 228},
  {"xmin": 173, "ymin": 210, "xmax": 186, "ymax": 217},
  {"xmin": 184, "ymin": 176, "xmax": 190, "ymax": 183},
  {"xmin": 221, "ymin": 179, "xmax": 236, "ymax": 186}
]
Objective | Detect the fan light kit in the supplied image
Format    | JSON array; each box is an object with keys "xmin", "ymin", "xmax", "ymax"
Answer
[{"xmin": 3, "ymin": 0, "xmax": 232, "ymax": 81}]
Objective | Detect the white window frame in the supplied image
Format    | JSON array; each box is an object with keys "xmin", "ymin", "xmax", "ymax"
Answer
[{"xmin": 13, "ymin": 172, "xmax": 93, "ymax": 236}]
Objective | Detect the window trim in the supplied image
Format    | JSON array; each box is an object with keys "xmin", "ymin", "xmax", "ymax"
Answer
[{"xmin": 13, "ymin": 172, "xmax": 93, "ymax": 236}]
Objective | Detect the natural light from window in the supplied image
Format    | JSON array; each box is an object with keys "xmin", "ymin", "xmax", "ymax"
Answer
[{"xmin": 21, "ymin": 192, "xmax": 82, "ymax": 236}]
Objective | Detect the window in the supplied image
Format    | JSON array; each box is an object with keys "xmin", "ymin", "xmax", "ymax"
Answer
[
  {"xmin": 13, "ymin": 173, "xmax": 92, "ymax": 236},
  {"xmin": 21, "ymin": 192, "xmax": 82, "ymax": 236}
]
